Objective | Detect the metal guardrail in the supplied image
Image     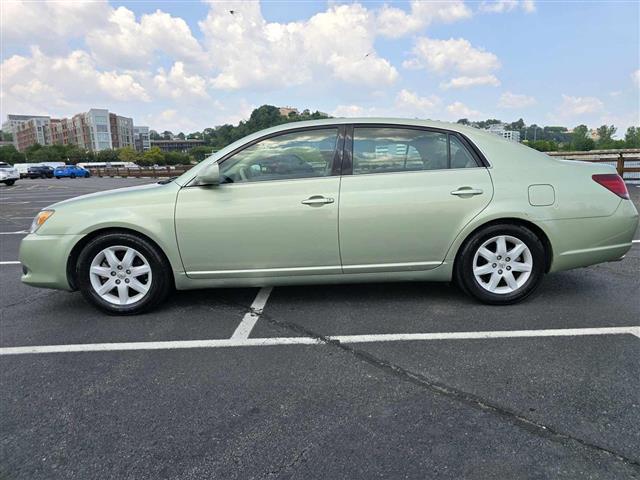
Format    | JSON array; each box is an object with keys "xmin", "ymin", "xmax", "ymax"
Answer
[
  {"xmin": 88, "ymin": 165, "xmax": 194, "ymax": 178},
  {"xmin": 545, "ymin": 149, "xmax": 640, "ymax": 180}
]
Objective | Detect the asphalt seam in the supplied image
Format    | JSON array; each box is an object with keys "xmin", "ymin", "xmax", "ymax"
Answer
[{"xmin": 255, "ymin": 307, "xmax": 640, "ymax": 471}]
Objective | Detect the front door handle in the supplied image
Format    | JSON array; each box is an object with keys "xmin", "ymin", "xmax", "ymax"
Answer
[
  {"xmin": 451, "ymin": 187, "xmax": 484, "ymax": 196},
  {"xmin": 301, "ymin": 196, "xmax": 334, "ymax": 206}
]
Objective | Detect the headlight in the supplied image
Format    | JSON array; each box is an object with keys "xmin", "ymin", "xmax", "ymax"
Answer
[{"xmin": 30, "ymin": 210, "xmax": 55, "ymax": 233}]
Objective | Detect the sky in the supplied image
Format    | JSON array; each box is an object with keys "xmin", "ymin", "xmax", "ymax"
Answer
[{"xmin": 1, "ymin": 0, "xmax": 639, "ymax": 135}]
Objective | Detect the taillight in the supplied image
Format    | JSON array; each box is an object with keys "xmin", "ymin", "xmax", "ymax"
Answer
[{"xmin": 592, "ymin": 174, "xmax": 629, "ymax": 199}]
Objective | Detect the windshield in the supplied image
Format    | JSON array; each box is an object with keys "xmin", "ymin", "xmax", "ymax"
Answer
[{"xmin": 0, "ymin": 163, "xmax": 12, "ymax": 169}]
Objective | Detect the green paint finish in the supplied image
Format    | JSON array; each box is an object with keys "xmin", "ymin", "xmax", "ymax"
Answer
[
  {"xmin": 528, "ymin": 184, "xmax": 555, "ymax": 206},
  {"xmin": 19, "ymin": 118, "xmax": 639, "ymax": 293}
]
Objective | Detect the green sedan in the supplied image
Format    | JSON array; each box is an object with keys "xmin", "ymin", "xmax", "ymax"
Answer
[{"xmin": 19, "ymin": 119, "xmax": 639, "ymax": 315}]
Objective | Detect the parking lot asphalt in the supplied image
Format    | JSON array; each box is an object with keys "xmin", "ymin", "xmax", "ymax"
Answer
[{"xmin": 1, "ymin": 177, "xmax": 639, "ymax": 479}]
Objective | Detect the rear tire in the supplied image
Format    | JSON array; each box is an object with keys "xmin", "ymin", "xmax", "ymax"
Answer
[
  {"xmin": 455, "ymin": 224, "xmax": 545, "ymax": 305},
  {"xmin": 76, "ymin": 232, "xmax": 172, "ymax": 315},
  {"xmin": 70, "ymin": 174, "xmax": 76, "ymax": 179},
  {"xmin": 4, "ymin": 179, "xmax": 15, "ymax": 186}
]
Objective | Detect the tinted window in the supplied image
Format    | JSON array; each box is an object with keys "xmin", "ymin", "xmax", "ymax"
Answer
[
  {"xmin": 353, "ymin": 127, "xmax": 478, "ymax": 175},
  {"xmin": 449, "ymin": 135, "xmax": 478, "ymax": 168},
  {"xmin": 220, "ymin": 128, "xmax": 338, "ymax": 183}
]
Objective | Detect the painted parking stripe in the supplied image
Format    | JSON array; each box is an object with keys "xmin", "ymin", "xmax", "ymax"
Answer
[
  {"xmin": 231, "ymin": 287, "xmax": 273, "ymax": 339},
  {"xmin": 0, "ymin": 231, "xmax": 27, "ymax": 235},
  {"xmin": 633, "ymin": 239, "xmax": 640, "ymax": 243},
  {"xmin": 1, "ymin": 326, "xmax": 637, "ymax": 356},
  {"xmin": 0, "ymin": 261, "xmax": 21, "ymax": 265}
]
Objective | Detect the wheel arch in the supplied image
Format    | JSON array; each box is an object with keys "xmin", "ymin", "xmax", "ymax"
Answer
[
  {"xmin": 66, "ymin": 227, "xmax": 176, "ymax": 290},
  {"xmin": 452, "ymin": 217, "xmax": 553, "ymax": 277}
]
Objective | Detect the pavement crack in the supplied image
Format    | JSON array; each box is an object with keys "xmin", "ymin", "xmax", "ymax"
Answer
[
  {"xmin": 261, "ymin": 445, "xmax": 310, "ymax": 478},
  {"xmin": 256, "ymin": 309, "xmax": 640, "ymax": 471}
]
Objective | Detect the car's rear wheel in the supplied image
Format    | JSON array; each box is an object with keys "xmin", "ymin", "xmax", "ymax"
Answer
[
  {"xmin": 76, "ymin": 233, "xmax": 172, "ymax": 315},
  {"xmin": 455, "ymin": 224, "xmax": 545, "ymax": 305},
  {"xmin": 70, "ymin": 174, "xmax": 76, "ymax": 179},
  {"xmin": 4, "ymin": 179, "xmax": 15, "ymax": 186}
]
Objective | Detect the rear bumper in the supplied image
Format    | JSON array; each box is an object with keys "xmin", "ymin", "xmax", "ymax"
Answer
[
  {"xmin": 19, "ymin": 233, "xmax": 85, "ymax": 290},
  {"xmin": 544, "ymin": 200, "xmax": 639, "ymax": 272}
]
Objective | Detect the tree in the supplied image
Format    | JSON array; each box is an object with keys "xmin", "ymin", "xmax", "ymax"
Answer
[
  {"xmin": 1, "ymin": 131, "xmax": 12, "ymax": 141},
  {"xmin": 624, "ymin": 126, "xmax": 640, "ymax": 148},
  {"xmin": 164, "ymin": 151, "xmax": 190, "ymax": 165},
  {"xmin": 176, "ymin": 132, "xmax": 185, "ymax": 140},
  {"xmin": 189, "ymin": 146, "xmax": 216, "ymax": 162},
  {"xmin": 595, "ymin": 125, "xmax": 616, "ymax": 148},
  {"xmin": 117, "ymin": 146, "xmax": 141, "ymax": 164},
  {"xmin": 149, "ymin": 130, "xmax": 161, "ymax": 140},
  {"xmin": 161, "ymin": 130, "xmax": 173, "ymax": 140},
  {"xmin": 141, "ymin": 146, "xmax": 164, "ymax": 166},
  {"xmin": 570, "ymin": 125, "xmax": 595, "ymax": 151},
  {"xmin": 96, "ymin": 149, "xmax": 119, "ymax": 163},
  {"xmin": 0, "ymin": 145, "xmax": 26, "ymax": 164},
  {"xmin": 456, "ymin": 118, "xmax": 470, "ymax": 125}
]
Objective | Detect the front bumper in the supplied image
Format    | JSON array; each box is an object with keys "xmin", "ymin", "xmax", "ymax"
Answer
[{"xmin": 19, "ymin": 233, "xmax": 85, "ymax": 290}]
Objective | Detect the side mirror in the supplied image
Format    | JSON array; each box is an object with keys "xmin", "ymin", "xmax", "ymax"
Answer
[{"xmin": 195, "ymin": 161, "xmax": 220, "ymax": 186}]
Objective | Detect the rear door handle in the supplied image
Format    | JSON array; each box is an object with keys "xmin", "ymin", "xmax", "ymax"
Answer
[
  {"xmin": 451, "ymin": 188, "xmax": 483, "ymax": 196},
  {"xmin": 301, "ymin": 196, "xmax": 334, "ymax": 206}
]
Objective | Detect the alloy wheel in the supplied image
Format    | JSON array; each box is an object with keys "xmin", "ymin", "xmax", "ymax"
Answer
[
  {"xmin": 472, "ymin": 235, "xmax": 533, "ymax": 294},
  {"xmin": 89, "ymin": 245, "xmax": 153, "ymax": 305}
]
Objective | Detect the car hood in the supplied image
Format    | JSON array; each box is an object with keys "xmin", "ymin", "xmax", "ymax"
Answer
[{"xmin": 47, "ymin": 182, "xmax": 175, "ymax": 210}]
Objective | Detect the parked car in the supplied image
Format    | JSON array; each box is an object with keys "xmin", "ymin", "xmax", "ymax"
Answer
[
  {"xmin": 19, "ymin": 119, "xmax": 639, "ymax": 315},
  {"xmin": 27, "ymin": 165, "xmax": 54, "ymax": 179},
  {"xmin": 54, "ymin": 165, "xmax": 91, "ymax": 179},
  {"xmin": 0, "ymin": 162, "xmax": 19, "ymax": 185}
]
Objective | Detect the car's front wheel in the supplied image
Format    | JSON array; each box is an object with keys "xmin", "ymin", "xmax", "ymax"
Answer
[
  {"xmin": 456, "ymin": 224, "xmax": 546, "ymax": 305},
  {"xmin": 76, "ymin": 232, "xmax": 172, "ymax": 315}
]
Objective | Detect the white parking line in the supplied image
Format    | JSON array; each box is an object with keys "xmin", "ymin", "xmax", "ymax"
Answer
[
  {"xmin": 1, "ymin": 326, "xmax": 637, "ymax": 356},
  {"xmin": 633, "ymin": 240, "xmax": 640, "ymax": 244},
  {"xmin": 0, "ymin": 231, "xmax": 27, "ymax": 235},
  {"xmin": 231, "ymin": 287, "xmax": 273, "ymax": 339},
  {"xmin": 0, "ymin": 261, "xmax": 21, "ymax": 265}
]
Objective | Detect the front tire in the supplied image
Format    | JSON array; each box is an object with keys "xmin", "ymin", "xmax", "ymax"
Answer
[
  {"xmin": 455, "ymin": 224, "xmax": 546, "ymax": 305},
  {"xmin": 4, "ymin": 179, "xmax": 15, "ymax": 186},
  {"xmin": 76, "ymin": 233, "xmax": 172, "ymax": 315}
]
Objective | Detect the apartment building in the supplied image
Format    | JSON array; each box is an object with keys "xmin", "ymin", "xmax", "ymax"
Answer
[
  {"xmin": 486, "ymin": 124, "xmax": 521, "ymax": 143},
  {"xmin": 14, "ymin": 117, "xmax": 52, "ymax": 151},
  {"xmin": 2, "ymin": 114, "xmax": 49, "ymax": 139},
  {"xmin": 5, "ymin": 109, "xmax": 136, "ymax": 152},
  {"xmin": 133, "ymin": 126, "xmax": 151, "ymax": 152},
  {"xmin": 150, "ymin": 139, "xmax": 204, "ymax": 153}
]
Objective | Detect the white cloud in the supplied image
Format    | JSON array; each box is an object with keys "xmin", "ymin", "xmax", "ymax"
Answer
[
  {"xmin": 376, "ymin": 1, "xmax": 471, "ymax": 38},
  {"xmin": 0, "ymin": 0, "xmax": 110, "ymax": 49},
  {"xmin": 404, "ymin": 36, "xmax": 500, "ymax": 90},
  {"xmin": 395, "ymin": 89, "xmax": 442, "ymax": 113},
  {"xmin": 199, "ymin": 1, "xmax": 397, "ymax": 90},
  {"xmin": 558, "ymin": 94, "xmax": 604, "ymax": 116},
  {"xmin": 498, "ymin": 91, "xmax": 536, "ymax": 108},
  {"xmin": 86, "ymin": 7, "xmax": 205, "ymax": 69},
  {"xmin": 446, "ymin": 101, "xmax": 482, "ymax": 119},
  {"xmin": 632, "ymin": 69, "xmax": 640, "ymax": 87},
  {"xmin": 0, "ymin": 48, "xmax": 149, "ymax": 118},
  {"xmin": 154, "ymin": 62, "xmax": 209, "ymax": 99},
  {"xmin": 331, "ymin": 105, "xmax": 368, "ymax": 117},
  {"xmin": 404, "ymin": 37, "xmax": 500, "ymax": 75},
  {"xmin": 441, "ymin": 75, "xmax": 501, "ymax": 89},
  {"xmin": 479, "ymin": 1, "xmax": 536, "ymax": 13}
]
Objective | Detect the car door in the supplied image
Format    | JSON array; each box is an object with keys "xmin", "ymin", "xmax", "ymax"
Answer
[
  {"xmin": 338, "ymin": 125, "xmax": 493, "ymax": 273},
  {"xmin": 175, "ymin": 126, "xmax": 344, "ymax": 279}
]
